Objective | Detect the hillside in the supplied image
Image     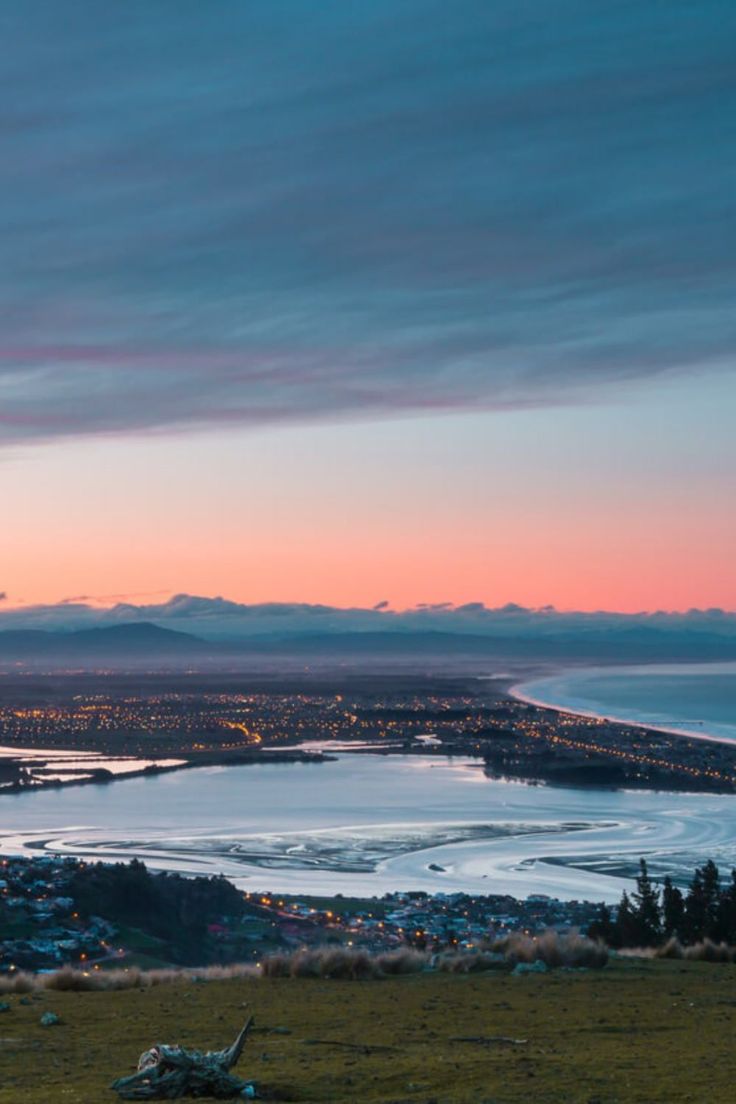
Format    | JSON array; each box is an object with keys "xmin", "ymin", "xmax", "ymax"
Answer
[
  {"xmin": 0, "ymin": 960, "xmax": 733, "ymax": 1102},
  {"xmin": 0, "ymin": 622, "xmax": 212, "ymax": 662}
]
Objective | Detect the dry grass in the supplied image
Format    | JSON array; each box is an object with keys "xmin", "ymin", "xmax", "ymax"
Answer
[
  {"xmin": 490, "ymin": 929, "xmax": 609, "ymax": 969},
  {"xmin": 0, "ymin": 962, "xmax": 261, "ymax": 995},
  {"xmin": 0, "ymin": 933, "xmax": 609, "ymax": 993},
  {"xmin": 616, "ymin": 938, "xmax": 736, "ymax": 963},
  {"xmin": 437, "ymin": 950, "xmax": 507, "ymax": 973},
  {"xmin": 651, "ymin": 937, "xmax": 736, "ymax": 963},
  {"xmin": 261, "ymin": 946, "xmax": 429, "ymax": 979}
]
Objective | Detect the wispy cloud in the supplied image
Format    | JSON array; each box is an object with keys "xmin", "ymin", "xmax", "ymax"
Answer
[{"xmin": 1, "ymin": 2, "xmax": 734, "ymax": 444}]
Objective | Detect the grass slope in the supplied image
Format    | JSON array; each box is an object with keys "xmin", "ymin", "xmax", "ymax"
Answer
[{"xmin": 0, "ymin": 960, "xmax": 734, "ymax": 1103}]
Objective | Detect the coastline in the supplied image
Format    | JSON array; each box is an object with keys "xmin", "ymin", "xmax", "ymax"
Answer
[
  {"xmin": 2, "ymin": 663, "xmax": 736, "ymax": 810},
  {"xmin": 510, "ymin": 663, "xmax": 736, "ymax": 748}
]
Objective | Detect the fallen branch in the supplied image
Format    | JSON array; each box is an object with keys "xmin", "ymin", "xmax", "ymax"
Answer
[{"xmin": 111, "ymin": 1017, "xmax": 256, "ymax": 1099}]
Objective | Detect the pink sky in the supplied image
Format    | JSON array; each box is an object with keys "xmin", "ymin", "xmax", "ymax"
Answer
[{"xmin": 4, "ymin": 374, "xmax": 735, "ymax": 614}]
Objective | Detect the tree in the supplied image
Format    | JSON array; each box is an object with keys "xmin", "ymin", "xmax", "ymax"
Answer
[
  {"xmin": 683, "ymin": 866, "xmax": 707, "ymax": 943},
  {"xmin": 613, "ymin": 891, "xmax": 639, "ymax": 947},
  {"xmin": 701, "ymin": 860, "xmax": 721, "ymax": 938},
  {"xmin": 714, "ymin": 869, "xmax": 736, "ymax": 944},
  {"xmin": 662, "ymin": 876, "xmax": 684, "ymax": 939},
  {"xmin": 588, "ymin": 903, "xmax": 615, "ymax": 945},
  {"xmin": 631, "ymin": 859, "xmax": 661, "ymax": 946}
]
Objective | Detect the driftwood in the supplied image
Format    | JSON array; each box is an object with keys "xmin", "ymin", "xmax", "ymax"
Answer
[{"xmin": 111, "ymin": 1017, "xmax": 256, "ymax": 1099}]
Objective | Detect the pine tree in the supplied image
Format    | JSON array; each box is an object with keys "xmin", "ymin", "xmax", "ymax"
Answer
[
  {"xmin": 701, "ymin": 860, "xmax": 721, "ymax": 938},
  {"xmin": 714, "ymin": 869, "xmax": 736, "ymax": 944},
  {"xmin": 614, "ymin": 890, "xmax": 639, "ymax": 947},
  {"xmin": 631, "ymin": 858, "xmax": 662, "ymax": 946},
  {"xmin": 588, "ymin": 903, "xmax": 614, "ymax": 945},
  {"xmin": 683, "ymin": 866, "xmax": 706, "ymax": 943},
  {"xmin": 662, "ymin": 876, "xmax": 684, "ymax": 939}
]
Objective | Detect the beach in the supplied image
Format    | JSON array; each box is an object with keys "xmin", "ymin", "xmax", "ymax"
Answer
[{"xmin": 512, "ymin": 661, "xmax": 736, "ymax": 745}]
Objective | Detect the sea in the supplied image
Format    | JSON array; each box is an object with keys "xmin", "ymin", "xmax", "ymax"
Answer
[{"xmin": 512, "ymin": 661, "xmax": 736, "ymax": 745}]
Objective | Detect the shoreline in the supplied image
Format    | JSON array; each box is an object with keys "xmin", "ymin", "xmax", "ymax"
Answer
[
  {"xmin": 2, "ymin": 663, "xmax": 736, "ymax": 805},
  {"xmin": 510, "ymin": 666, "xmax": 736, "ymax": 749},
  {"xmin": 0, "ymin": 746, "xmax": 333, "ymax": 799}
]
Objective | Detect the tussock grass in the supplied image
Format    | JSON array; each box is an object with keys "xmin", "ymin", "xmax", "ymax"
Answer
[
  {"xmin": 652, "ymin": 937, "xmax": 735, "ymax": 963},
  {"xmin": 374, "ymin": 947, "xmax": 428, "ymax": 975},
  {"xmin": 490, "ymin": 929, "xmax": 609, "ymax": 968},
  {"xmin": 0, "ymin": 962, "xmax": 261, "ymax": 995},
  {"xmin": 618, "ymin": 938, "xmax": 736, "ymax": 963},
  {"xmin": 437, "ymin": 950, "xmax": 506, "ymax": 973},
  {"xmin": 0, "ymin": 931, "xmax": 611, "ymax": 993},
  {"xmin": 261, "ymin": 946, "xmax": 428, "ymax": 979}
]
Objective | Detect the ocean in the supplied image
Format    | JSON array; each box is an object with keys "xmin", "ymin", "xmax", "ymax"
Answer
[{"xmin": 513, "ymin": 661, "xmax": 736, "ymax": 745}]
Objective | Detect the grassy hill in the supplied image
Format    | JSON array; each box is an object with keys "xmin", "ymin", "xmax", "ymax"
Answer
[{"xmin": 0, "ymin": 959, "xmax": 733, "ymax": 1103}]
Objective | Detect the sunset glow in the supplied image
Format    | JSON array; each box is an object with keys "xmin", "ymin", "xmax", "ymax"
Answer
[{"xmin": 4, "ymin": 369, "xmax": 735, "ymax": 614}]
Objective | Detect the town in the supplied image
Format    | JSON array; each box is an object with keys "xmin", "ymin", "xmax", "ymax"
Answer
[
  {"xmin": 0, "ymin": 853, "xmax": 606, "ymax": 973},
  {"xmin": 1, "ymin": 671, "xmax": 736, "ymax": 795}
]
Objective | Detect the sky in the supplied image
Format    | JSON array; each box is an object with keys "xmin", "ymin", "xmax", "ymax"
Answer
[{"xmin": 2, "ymin": 2, "xmax": 735, "ymax": 615}]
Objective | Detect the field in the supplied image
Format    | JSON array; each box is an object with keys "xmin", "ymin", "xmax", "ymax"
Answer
[{"xmin": 0, "ymin": 959, "xmax": 733, "ymax": 1103}]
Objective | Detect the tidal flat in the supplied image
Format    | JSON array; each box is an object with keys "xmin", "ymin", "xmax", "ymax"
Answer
[{"xmin": 3, "ymin": 754, "xmax": 736, "ymax": 901}]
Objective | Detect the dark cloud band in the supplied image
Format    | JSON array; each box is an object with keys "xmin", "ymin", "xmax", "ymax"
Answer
[{"xmin": 1, "ymin": 2, "xmax": 734, "ymax": 443}]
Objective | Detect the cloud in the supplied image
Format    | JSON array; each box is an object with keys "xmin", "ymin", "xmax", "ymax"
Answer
[
  {"xmin": 2, "ymin": 593, "xmax": 736, "ymax": 647},
  {"xmin": 0, "ymin": 3, "xmax": 734, "ymax": 445}
]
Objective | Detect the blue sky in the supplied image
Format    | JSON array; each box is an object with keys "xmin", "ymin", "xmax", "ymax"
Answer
[{"xmin": 2, "ymin": 1, "xmax": 735, "ymax": 440}]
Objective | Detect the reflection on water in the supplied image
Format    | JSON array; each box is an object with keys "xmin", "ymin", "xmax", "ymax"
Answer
[
  {"xmin": 0, "ymin": 754, "xmax": 735, "ymax": 902},
  {"xmin": 0, "ymin": 742, "xmax": 185, "ymax": 783}
]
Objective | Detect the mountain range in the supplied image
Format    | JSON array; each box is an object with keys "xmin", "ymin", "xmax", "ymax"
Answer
[{"xmin": 1, "ymin": 615, "xmax": 736, "ymax": 670}]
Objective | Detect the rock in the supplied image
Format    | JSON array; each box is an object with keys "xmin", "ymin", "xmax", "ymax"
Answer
[{"xmin": 512, "ymin": 960, "xmax": 548, "ymax": 976}]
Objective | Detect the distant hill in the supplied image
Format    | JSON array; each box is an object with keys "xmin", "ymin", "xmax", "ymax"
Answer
[
  {"xmin": 0, "ymin": 622, "xmax": 210, "ymax": 661},
  {"xmin": 249, "ymin": 628, "xmax": 736, "ymax": 663},
  {"xmin": 1, "ymin": 620, "xmax": 736, "ymax": 670}
]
